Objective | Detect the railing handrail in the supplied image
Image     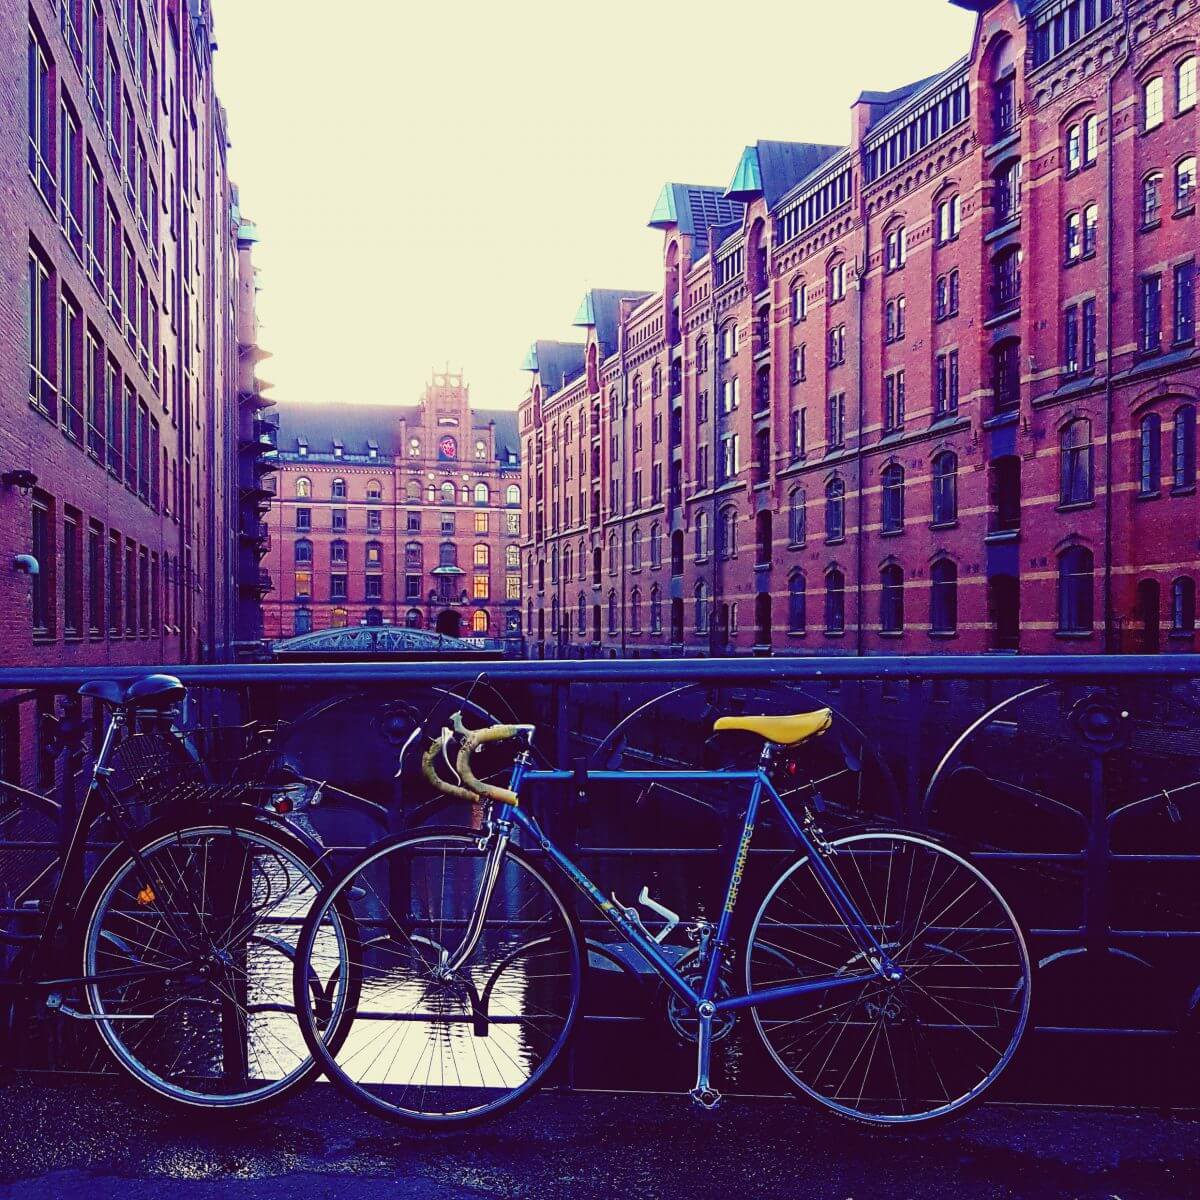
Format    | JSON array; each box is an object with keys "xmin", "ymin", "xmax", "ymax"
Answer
[{"xmin": 0, "ymin": 653, "xmax": 1197, "ymax": 690}]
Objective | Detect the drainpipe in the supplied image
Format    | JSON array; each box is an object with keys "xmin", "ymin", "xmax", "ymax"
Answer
[
  {"xmin": 854, "ymin": 196, "xmax": 871, "ymax": 657},
  {"xmin": 709, "ymin": 231, "xmax": 722, "ymax": 657},
  {"xmin": 619, "ymin": 313, "xmax": 630, "ymax": 659},
  {"xmin": 1103, "ymin": 7, "xmax": 1133, "ymax": 653}
]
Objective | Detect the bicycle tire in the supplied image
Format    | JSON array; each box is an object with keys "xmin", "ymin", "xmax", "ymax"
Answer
[
  {"xmin": 293, "ymin": 825, "xmax": 585, "ymax": 1126},
  {"xmin": 74, "ymin": 808, "xmax": 356, "ymax": 1113}
]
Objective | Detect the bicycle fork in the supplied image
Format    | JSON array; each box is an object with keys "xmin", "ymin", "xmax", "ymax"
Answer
[{"xmin": 436, "ymin": 820, "xmax": 512, "ymax": 978}]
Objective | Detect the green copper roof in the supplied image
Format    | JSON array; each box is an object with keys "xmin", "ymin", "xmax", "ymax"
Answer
[
  {"xmin": 573, "ymin": 292, "xmax": 597, "ymax": 327},
  {"xmin": 725, "ymin": 145, "xmax": 763, "ymax": 202},
  {"xmin": 520, "ymin": 344, "xmax": 539, "ymax": 372},
  {"xmin": 648, "ymin": 183, "xmax": 680, "ymax": 229}
]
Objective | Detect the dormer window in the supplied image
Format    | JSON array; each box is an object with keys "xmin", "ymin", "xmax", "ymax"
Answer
[
  {"xmin": 296, "ymin": 438, "xmax": 308, "ymax": 457},
  {"xmin": 367, "ymin": 440, "xmax": 379, "ymax": 460},
  {"xmin": 332, "ymin": 440, "xmax": 344, "ymax": 458}
]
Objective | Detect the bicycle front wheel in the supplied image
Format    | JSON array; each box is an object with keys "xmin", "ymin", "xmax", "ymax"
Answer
[
  {"xmin": 746, "ymin": 832, "xmax": 1030, "ymax": 1125},
  {"xmin": 294, "ymin": 828, "xmax": 583, "ymax": 1126},
  {"xmin": 79, "ymin": 815, "xmax": 335, "ymax": 1111}
]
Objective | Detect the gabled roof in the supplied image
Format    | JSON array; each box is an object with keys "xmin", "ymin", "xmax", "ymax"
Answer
[
  {"xmin": 648, "ymin": 183, "xmax": 744, "ymax": 258},
  {"xmin": 948, "ymin": 0, "xmax": 1039, "ymax": 14},
  {"xmin": 724, "ymin": 141, "xmax": 844, "ymax": 208},
  {"xmin": 523, "ymin": 340, "xmax": 586, "ymax": 399},
  {"xmin": 274, "ymin": 402, "xmax": 519, "ymax": 464},
  {"xmin": 573, "ymin": 289, "xmax": 654, "ymax": 356}
]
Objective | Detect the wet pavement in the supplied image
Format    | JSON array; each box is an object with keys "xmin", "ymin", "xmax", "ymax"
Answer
[{"xmin": 0, "ymin": 1075, "xmax": 1196, "ymax": 1199}]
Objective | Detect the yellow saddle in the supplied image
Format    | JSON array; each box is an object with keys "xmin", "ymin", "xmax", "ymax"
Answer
[{"xmin": 712, "ymin": 709, "xmax": 833, "ymax": 746}]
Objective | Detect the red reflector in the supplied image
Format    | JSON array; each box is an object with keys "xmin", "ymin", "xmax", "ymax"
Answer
[{"xmin": 275, "ymin": 799, "xmax": 292, "ymax": 814}]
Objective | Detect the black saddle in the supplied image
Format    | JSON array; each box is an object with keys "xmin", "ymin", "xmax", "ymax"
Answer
[{"xmin": 79, "ymin": 674, "xmax": 187, "ymax": 709}]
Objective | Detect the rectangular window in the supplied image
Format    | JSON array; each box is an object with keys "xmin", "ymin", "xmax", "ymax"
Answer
[
  {"xmin": 295, "ymin": 507, "xmax": 311, "ymax": 531},
  {"xmin": 58, "ymin": 102, "xmax": 82, "ymax": 253},
  {"xmin": 331, "ymin": 508, "xmax": 347, "ymax": 531},
  {"xmin": 883, "ymin": 370, "xmax": 905, "ymax": 432},
  {"xmin": 827, "ymin": 393, "xmax": 846, "ymax": 449},
  {"xmin": 107, "ymin": 530, "xmax": 121, "ymax": 635},
  {"xmin": 473, "ymin": 574, "xmax": 489, "ymax": 600},
  {"xmin": 935, "ymin": 350, "xmax": 959, "ymax": 417},
  {"xmin": 1064, "ymin": 304, "xmax": 1080, "ymax": 375},
  {"xmin": 473, "ymin": 511, "xmax": 488, "ymax": 533},
  {"xmin": 124, "ymin": 540, "xmax": 136, "ymax": 635},
  {"xmin": 791, "ymin": 407, "xmax": 806, "ymax": 458},
  {"xmin": 59, "ymin": 291, "xmax": 83, "ymax": 440},
  {"xmin": 63, "ymin": 509, "xmax": 81, "ymax": 637},
  {"xmin": 32, "ymin": 493, "xmax": 54, "ymax": 637},
  {"xmin": 28, "ymin": 248, "xmax": 54, "ymax": 417},
  {"xmin": 105, "ymin": 357, "xmax": 121, "ymax": 475},
  {"xmin": 1175, "ymin": 262, "xmax": 1196, "ymax": 344},
  {"xmin": 1082, "ymin": 299, "xmax": 1097, "ymax": 370},
  {"xmin": 1144, "ymin": 76, "xmax": 1164, "ymax": 130},
  {"xmin": 365, "ymin": 576, "xmax": 383, "ymax": 600},
  {"xmin": 138, "ymin": 546, "xmax": 149, "ymax": 635},
  {"xmin": 28, "ymin": 29, "xmax": 53, "ymax": 202},
  {"xmin": 87, "ymin": 520, "xmax": 104, "ymax": 635},
  {"xmin": 330, "ymin": 574, "xmax": 347, "ymax": 601},
  {"xmin": 294, "ymin": 570, "xmax": 312, "ymax": 600},
  {"xmin": 1141, "ymin": 273, "xmax": 1163, "ymax": 353}
]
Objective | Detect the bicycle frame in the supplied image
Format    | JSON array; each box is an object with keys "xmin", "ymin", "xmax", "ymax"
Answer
[{"xmin": 481, "ymin": 748, "xmax": 903, "ymax": 1017}]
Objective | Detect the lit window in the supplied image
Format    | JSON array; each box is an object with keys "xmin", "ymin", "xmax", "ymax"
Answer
[
  {"xmin": 1144, "ymin": 76, "xmax": 1164, "ymax": 130},
  {"xmin": 1179, "ymin": 56, "xmax": 1197, "ymax": 113}
]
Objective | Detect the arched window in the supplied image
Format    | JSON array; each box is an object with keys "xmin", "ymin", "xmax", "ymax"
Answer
[
  {"xmin": 695, "ymin": 511, "xmax": 710, "ymax": 558},
  {"xmin": 650, "ymin": 585, "xmax": 662, "ymax": 633},
  {"xmin": 526, "ymin": 600, "xmax": 534, "ymax": 635},
  {"xmin": 694, "ymin": 581, "xmax": 710, "ymax": 632},
  {"xmin": 630, "ymin": 526, "xmax": 642, "ymax": 570},
  {"xmin": 406, "ymin": 480, "xmax": 421, "ymax": 502},
  {"xmin": 562, "ymin": 546, "xmax": 572, "ymax": 580},
  {"xmin": 472, "ymin": 609, "xmax": 488, "ymax": 634},
  {"xmin": 718, "ymin": 505, "xmax": 737, "ymax": 558},
  {"xmin": 649, "ymin": 523, "xmax": 662, "ymax": 569},
  {"xmin": 1144, "ymin": 75, "xmax": 1164, "ymax": 131},
  {"xmin": 504, "ymin": 544, "xmax": 520, "ymax": 571},
  {"xmin": 1174, "ymin": 405, "xmax": 1197, "ymax": 488},
  {"xmin": 474, "ymin": 482, "xmax": 489, "ymax": 505},
  {"xmin": 695, "ymin": 336, "xmax": 709, "ymax": 373},
  {"xmin": 881, "ymin": 463, "xmax": 904, "ymax": 533},
  {"xmin": 365, "ymin": 479, "xmax": 382, "ymax": 500},
  {"xmin": 364, "ymin": 608, "xmax": 383, "ymax": 627},
  {"xmin": 537, "ymin": 559, "xmax": 545, "ymax": 592},
  {"xmin": 651, "ymin": 365, "xmax": 662, "ymax": 398},
  {"xmin": 1058, "ymin": 545, "xmax": 1095, "ymax": 632},
  {"xmin": 592, "ymin": 545, "xmax": 602, "ymax": 584},
  {"xmin": 825, "ymin": 477, "xmax": 845, "ymax": 542},
  {"xmin": 330, "ymin": 539, "xmax": 348, "ymax": 564},
  {"xmin": 506, "ymin": 484, "xmax": 520, "ymax": 506},
  {"xmin": 1139, "ymin": 413, "xmax": 1162, "ymax": 495},
  {"xmin": 578, "ymin": 592, "xmax": 587, "ymax": 631},
  {"xmin": 607, "ymin": 532, "xmax": 618, "ymax": 575},
  {"xmin": 630, "ymin": 587, "xmax": 642, "ymax": 632},
  {"xmin": 756, "ymin": 510, "xmax": 773, "ymax": 566},
  {"xmin": 788, "ymin": 572, "xmax": 807, "ymax": 633},
  {"xmin": 607, "ymin": 589, "xmax": 618, "ymax": 634},
  {"xmin": 1142, "ymin": 172, "xmax": 1163, "ymax": 226},
  {"xmin": 992, "ymin": 337, "xmax": 1021, "ymax": 413},
  {"xmin": 439, "ymin": 541, "xmax": 457, "ymax": 568},
  {"xmin": 824, "ymin": 568, "xmax": 845, "ymax": 633},
  {"xmin": 671, "ymin": 529, "xmax": 684, "ymax": 576},
  {"xmin": 294, "ymin": 538, "xmax": 312, "ymax": 564},
  {"xmin": 404, "ymin": 541, "xmax": 422, "ymax": 570},
  {"xmin": 930, "ymin": 558, "xmax": 958, "ymax": 634},
  {"xmin": 1060, "ymin": 418, "xmax": 1093, "ymax": 504},
  {"xmin": 880, "ymin": 563, "xmax": 904, "ymax": 633},
  {"xmin": 788, "ymin": 488, "xmax": 807, "ymax": 545},
  {"xmin": 473, "ymin": 543, "xmax": 489, "ymax": 567},
  {"xmin": 405, "ymin": 608, "xmax": 422, "ymax": 629},
  {"xmin": 1179, "ymin": 55, "xmax": 1197, "ymax": 112},
  {"xmin": 294, "ymin": 609, "xmax": 312, "ymax": 635},
  {"xmin": 550, "ymin": 595, "xmax": 560, "ymax": 634},
  {"xmin": 294, "ymin": 476, "xmax": 311, "ymax": 498},
  {"xmin": 1176, "ymin": 156, "xmax": 1197, "ymax": 213},
  {"xmin": 935, "ymin": 194, "xmax": 961, "ymax": 245},
  {"xmin": 1065, "ymin": 122, "xmax": 1082, "ymax": 173},
  {"xmin": 720, "ymin": 321, "xmax": 738, "ymax": 361},
  {"xmin": 791, "ymin": 281, "xmax": 807, "ymax": 322},
  {"xmin": 331, "ymin": 477, "xmax": 347, "ymax": 499},
  {"xmin": 365, "ymin": 540, "xmax": 383, "ymax": 566},
  {"xmin": 330, "ymin": 606, "xmax": 349, "ymax": 629},
  {"xmin": 990, "ymin": 33, "xmax": 1016, "ymax": 137},
  {"xmin": 1172, "ymin": 577, "xmax": 1196, "ymax": 633},
  {"xmin": 440, "ymin": 481, "xmax": 455, "ymax": 504},
  {"xmin": 932, "ymin": 451, "xmax": 958, "ymax": 526}
]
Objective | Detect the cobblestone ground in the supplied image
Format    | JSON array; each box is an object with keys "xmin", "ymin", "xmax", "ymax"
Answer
[{"xmin": 0, "ymin": 1076, "xmax": 1196, "ymax": 1199}]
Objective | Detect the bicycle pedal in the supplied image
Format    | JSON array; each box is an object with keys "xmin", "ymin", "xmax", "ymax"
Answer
[{"xmin": 689, "ymin": 1086, "xmax": 722, "ymax": 1111}]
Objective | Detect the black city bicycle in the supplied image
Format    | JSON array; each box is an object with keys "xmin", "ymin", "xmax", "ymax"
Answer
[{"xmin": 0, "ymin": 674, "xmax": 354, "ymax": 1112}]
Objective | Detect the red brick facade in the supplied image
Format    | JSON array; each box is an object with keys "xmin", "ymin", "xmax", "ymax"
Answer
[
  {"xmin": 519, "ymin": 0, "xmax": 1199, "ymax": 658},
  {"xmin": 263, "ymin": 373, "xmax": 522, "ymax": 643},
  {"xmin": 2, "ymin": 1, "xmax": 255, "ymax": 670}
]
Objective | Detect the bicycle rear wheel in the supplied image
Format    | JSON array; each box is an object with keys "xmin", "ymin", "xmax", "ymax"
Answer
[
  {"xmin": 78, "ymin": 814, "xmax": 338, "ymax": 1111},
  {"xmin": 294, "ymin": 827, "xmax": 583, "ymax": 1126},
  {"xmin": 746, "ymin": 832, "xmax": 1030, "ymax": 1125}
]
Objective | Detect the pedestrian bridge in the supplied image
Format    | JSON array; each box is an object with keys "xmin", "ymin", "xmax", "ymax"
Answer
[{"xmin": 271, "ymin": 625, "xmax": 506, "ymax": 658}]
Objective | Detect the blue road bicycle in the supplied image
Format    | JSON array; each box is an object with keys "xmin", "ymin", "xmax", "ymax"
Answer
[{"xmin": 293, "ymin": 709, "xmax": 1031, "ymax": 1127}]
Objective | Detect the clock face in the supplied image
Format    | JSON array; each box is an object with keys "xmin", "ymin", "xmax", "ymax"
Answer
[{"xmin": 438, "ymin": 436, "xmax": 457, "ymax": 460}]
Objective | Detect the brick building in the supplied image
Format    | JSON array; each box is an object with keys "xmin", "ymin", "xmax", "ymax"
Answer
[
  {"xmin": 519, "ymin": 0, "xmax": 1199, "ymax": 658},
  {"xmin": 263, "ymin": 372, "xmax": 522, "ymax": 644},
  {"xmin": 3, "ymin": 0, "xmax": 266, "ymax": 672}
]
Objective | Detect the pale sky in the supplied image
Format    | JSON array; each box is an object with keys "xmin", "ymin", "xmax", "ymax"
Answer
[{"xmin": 209, "ymin": 0, "xmax": 975, "ymax": 412}]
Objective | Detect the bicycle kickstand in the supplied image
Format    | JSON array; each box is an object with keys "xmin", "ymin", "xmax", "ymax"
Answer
[{"xmin": 688, "ymin": 1000, "xmax": 722, "ymax": 1111}]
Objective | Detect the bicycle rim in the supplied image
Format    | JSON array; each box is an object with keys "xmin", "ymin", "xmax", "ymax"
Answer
[
  {"xmin": 296, "ymin": 829, "xmax": 582, "ymax": 1125},
  {"xmin": 82, "ymin": 822, "xmax": 328, "ymax": 1109},
  {"xmin": 746, "ymin": 832, "xmax": 1030, "ymax": 1124}
]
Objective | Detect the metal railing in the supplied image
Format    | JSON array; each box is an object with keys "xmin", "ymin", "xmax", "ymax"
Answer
[{"xmin": 3, "ymin": 653, "xmax": 1200, "ymax": 1101}]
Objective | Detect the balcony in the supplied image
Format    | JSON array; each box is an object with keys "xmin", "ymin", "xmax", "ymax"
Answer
[{"xmin": 3, "ymin": 654, "xmax": 1200, "ymax": 1103}]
